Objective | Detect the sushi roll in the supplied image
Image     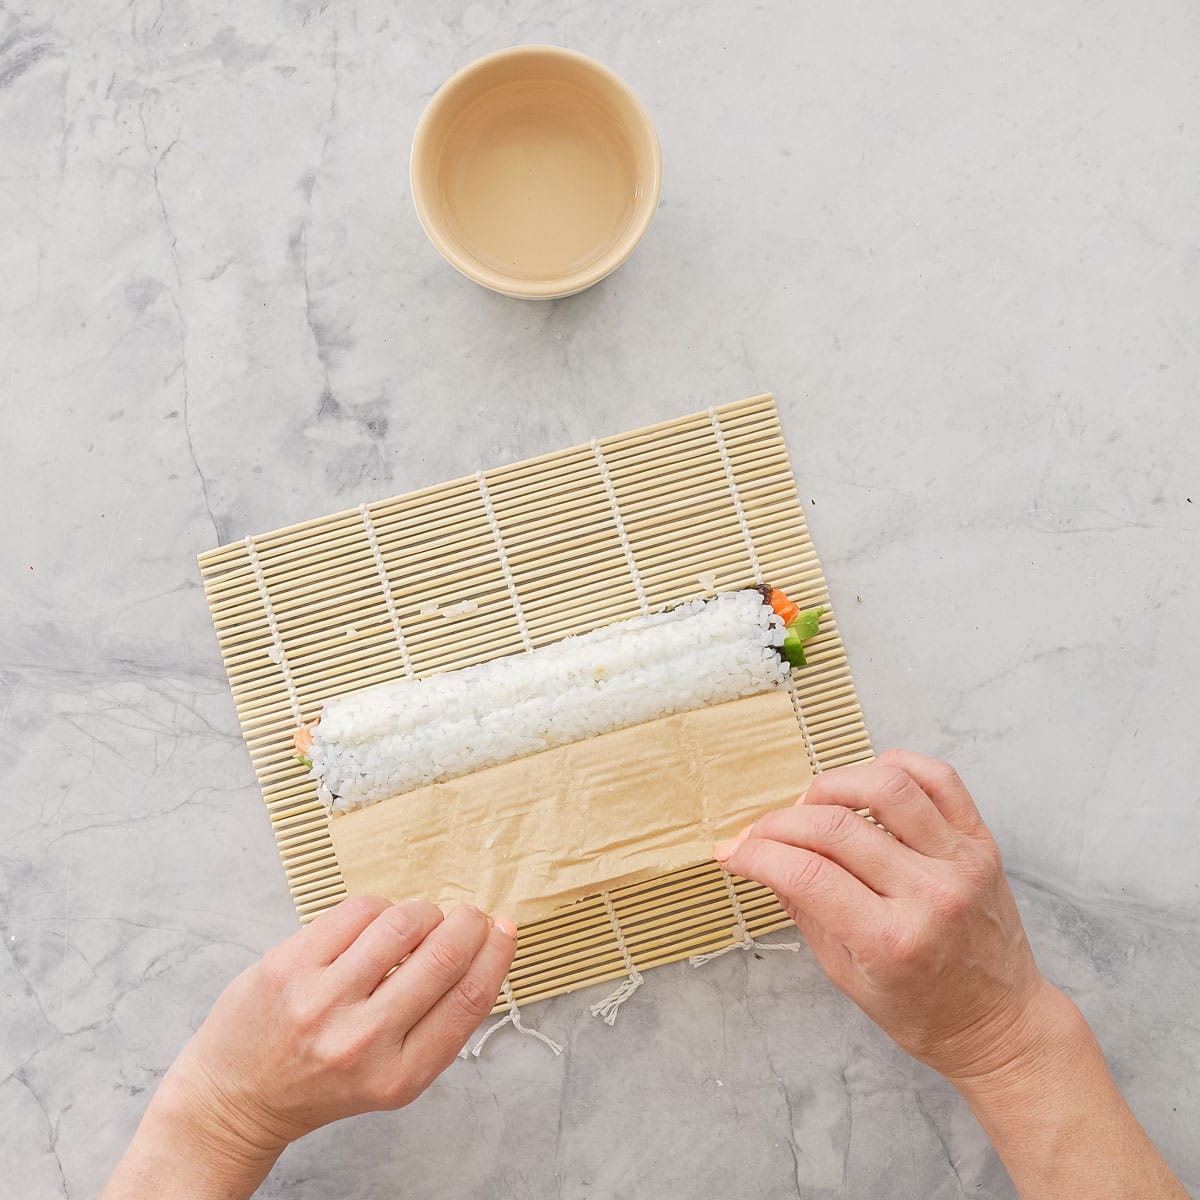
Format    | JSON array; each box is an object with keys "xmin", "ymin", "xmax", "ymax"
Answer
[{"xmin": 296, "ymin": 587, "xmax": 823, "ymax": 814}]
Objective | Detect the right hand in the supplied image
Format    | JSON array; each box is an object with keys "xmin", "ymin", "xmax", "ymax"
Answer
[{"xmin": 718, "ymin": 750, "xmax": 1064, "ymax": 1086}]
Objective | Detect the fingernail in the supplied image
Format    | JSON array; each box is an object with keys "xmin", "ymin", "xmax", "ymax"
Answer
[
  {"xmin": 715, "ymin": 823, "xmax": 755, "ymax": 862},
  {"xmin": 494, "ymin": 914, "xmax": 518, "ymax": 940},
  {"xmin": 795, "ymin": 788, "xmax": 810, "ymax": 805}
]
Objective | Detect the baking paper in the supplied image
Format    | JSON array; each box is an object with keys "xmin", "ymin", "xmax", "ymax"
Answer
[{"xmin": 330, "ymin": 689, "xmax": 813, "ymax": 925}]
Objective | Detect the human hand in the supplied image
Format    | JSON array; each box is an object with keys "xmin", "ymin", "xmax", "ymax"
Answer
[
  {"xmin": 155, "ymin": 898, "xmax": 515, "ymax": 1171},
  {"xmin": 717, "ymin": 750, "xmax": 1055, "ymax": 1086}
]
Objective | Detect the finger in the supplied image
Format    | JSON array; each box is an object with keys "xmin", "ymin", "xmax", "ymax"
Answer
[
  {"xmin": 323, "ymin": 900, "xmax": 445, "ymax": 1000},
  {"xmin": 396, "ymin": 918, "xmax": 517, "ymax": 1077},
  {"xmin": 723, "ymin": 836, "xmax": 889, "ymax": 955},
  {"xmin": 289, "ymin": 895, "xmax": 396, "ymax": 967},
  {"xmin": 802, "ymin": 761, "xmax": 961, "ymax": 857},
  {"xmin": 875, "ymin": 750, "xmax": 988, "ymax": 836},
  {"xmin": 368, "ymin": 903, "xmax": 493, "ymax": 1028},
  {"xmin": 743, "ymin": 804, "xmax": 928, "ymax": 895}
]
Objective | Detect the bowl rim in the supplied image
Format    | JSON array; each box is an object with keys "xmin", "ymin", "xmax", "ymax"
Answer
[{"xmin": 410, "ymin": 44, "xmax": 663, "ymax": 300}]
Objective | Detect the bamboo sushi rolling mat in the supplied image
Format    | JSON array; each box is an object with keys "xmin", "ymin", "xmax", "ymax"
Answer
[{"xmin": 198, "ymin": 393, "xmax": 873, "ymax": 1014}]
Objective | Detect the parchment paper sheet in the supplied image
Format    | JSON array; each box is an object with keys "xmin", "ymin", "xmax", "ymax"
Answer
[{"xmin": 331, "ymin": 690, "xmax": 813, "ymax": 924}]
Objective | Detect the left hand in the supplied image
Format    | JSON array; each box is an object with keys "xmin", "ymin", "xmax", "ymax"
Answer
[{"xmin": 159, "ymin": 897, "xmax": 516, "ymax": 1161}]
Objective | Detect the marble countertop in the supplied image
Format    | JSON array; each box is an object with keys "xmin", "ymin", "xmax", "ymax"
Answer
[{"xmin": 3, "ymin": 2, "xmax": 1198, "ymax": 1196}]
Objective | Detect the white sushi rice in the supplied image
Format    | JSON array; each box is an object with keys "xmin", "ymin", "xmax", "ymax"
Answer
[{"xmin": 308, "ymin": 590, "xmax": 789, "ymax": 813}]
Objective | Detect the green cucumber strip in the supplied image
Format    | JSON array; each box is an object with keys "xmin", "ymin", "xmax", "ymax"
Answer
[
  {"xmin": 782, "ymin": 637, "xmax": 808, "ymax": 668},
  {"xmin": 787, "ymin": 606, "xmax": 824, "ymax": 641}
]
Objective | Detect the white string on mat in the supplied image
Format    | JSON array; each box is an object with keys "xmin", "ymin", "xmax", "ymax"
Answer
[
  {"xmin": 689, "ymin": 868, "xmax": 804, "ymax": 965},
  {"xmin": 702, "ymin": 404, "xmax": 809, "ymax": 959},
  {"xmin": 785, "ymin": 674, "xmax": 822, "ymax": 777},
  {"xmin": 476, "ymin": 470, "xmax": 533, "ymax": 653},
  {"xmin": 592, "ymin": 439, "xmax": 649, "ymax": 615},
  {"xmin": 244, "ymin": 535, "xmax": 302, "ymax": 723},
  {"xmin": 709, "ymin": 407, "xmax": 762, "ymax": 585},
  {"xmin": 589, "ymin": 892, "xmax": 644, "ymax": 1025},
  {"xmin": 462, "ymin": 981, "xmax": 563, "ymax": 1058},
  {"xmin": 711, "ymin": 404, "xmax": 824, "ymax": 778},
  {"xmin": 359, "ymin": 502, "xmax": 413, "ymax": 677}
]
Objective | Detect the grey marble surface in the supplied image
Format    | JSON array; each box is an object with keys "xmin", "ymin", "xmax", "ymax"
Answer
[{"xmin": 2, "ymin": 1, "xmax": 1198, "ymax": 1196}]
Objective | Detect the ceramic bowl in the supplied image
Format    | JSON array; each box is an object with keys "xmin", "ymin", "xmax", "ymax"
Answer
[{"xmin": 411, "ymin": 46, "xmax": 662, "ymax": 299}]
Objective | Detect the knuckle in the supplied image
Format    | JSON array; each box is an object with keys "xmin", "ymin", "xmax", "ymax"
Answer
[
  {"xmin": 287, "ymin": 994, "xmax": 327, "ymax": 1038},
  {"xmin": 315, "ymin": 1020, "xmax": 379, "ymax": 1075},
  {"xmin": 310, "ymin": 1035, "xmax": 342, "ymax": 1071},
  {"xmin": 337, "ymin": 895, "xmax": 388, "ymax": 923},
  {"xmin": 930, "ymin": 758, "xmax": 967, "ymax": 796},
  {"xmin": 930, "ymin": 884, "xmax": 971, "ymax": 921},
  {"xmin": 448, "ymin": 973, "xmax": 494, "ymax": 1019},
  {"xmin": 956, "ymin": 856, "xmax": 990, "ymax": 893},
  {"xmin": 359, "ymin": 1075, "xmax": 393, "ymax": 1110},
  {"xmin": 371, "ymin": 1077, "xmax": 412, "ymax": 1111},
  {"xmin": 258, "ymin": 946, "xmax": 293, "ymax": 989},
  {"xmin": 425, "ymin": 937, "xmax": 469, "ymax": 979},
  {"xmin": 981, "ymin": 835, "xmax": 1005, "ymax": 870},
  {"xmin": 803, "ymin": 773, "xmax": 833, "ymax": 804},
  {"xmin": 929, "ymin": 759, "xmax": 961, "ymax": 785},
  {"xmin": 918, "ymin": 859, "xmax": 978, "ymax": 921},
  {"xmin": 818, "ymin": 804, "xmax": 859, "ymax": 845},
  {"xmin": 874, "ymin": 764, "xmax": 917, "ymax": 803},
  {"xmin": 310, "ymin": 1028, "xmax": 350, "ymax": 1072},
  {"xmin": 259, "ymin": 945, "xmax": 284, "ymax": 984},
  {"xmin": 782, "ymin": 851, "xmax": 829, "ymax": 897},
  {"xmin": 959, "ymin": 839, "xmax": 1002, "ymax": 886},
  {"xmin": 399, "ymin": 899, "xmax": 444, "ymax": 927},
  {"xmin": 875, "ymin": 920, "xmax": 904, "ymax": 953},
  {"xmin": 874, "ymin": 919, "xmax": 919, "ymax": 965},
  {"xmin": 376, "ymin": 905, "xmax": 422, "ymax": 943}
]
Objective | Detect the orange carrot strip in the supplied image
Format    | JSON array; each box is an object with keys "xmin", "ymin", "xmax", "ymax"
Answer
[
  {"xmin": 768, "ymin": 589, "xmax": 800, "ymax": 625},
  {"xmin": 293, "ymin": 722, "xmax": 316, "ymax": 755}
]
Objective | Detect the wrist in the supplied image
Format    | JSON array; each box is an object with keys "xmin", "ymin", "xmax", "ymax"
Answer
[
  {"xmin": 941, "ymin": 981, "xmax": 1190, "ymax": 1198},
  {"xmin": 148, "ymin": 1056, "xmax": 287, "ymax": 1190},
  {"xmin": 947, "ymin": 980, "xmax": 1097, "ymax": 1118},
  {"xmin": 102, "ymin": 1057, "xmax": 285, "ymax": 1200}
]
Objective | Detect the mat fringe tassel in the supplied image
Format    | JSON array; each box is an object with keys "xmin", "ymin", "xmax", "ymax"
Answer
[
  {"xmin": 589, "ymin": 892, "xmax": 644, "ymax": 1025},
  {"xmin": 462, "ymin": 981, "xmax": 563, "ymax": 1058},
  {"xmin": 689, "ymin": 867, "xmax": 804, "ymax": 966}
]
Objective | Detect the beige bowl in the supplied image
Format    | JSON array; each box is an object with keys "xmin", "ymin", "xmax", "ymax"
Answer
[{"xmin": 410, "ymin": 46, "xmax": 662, "ymax": 299}]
